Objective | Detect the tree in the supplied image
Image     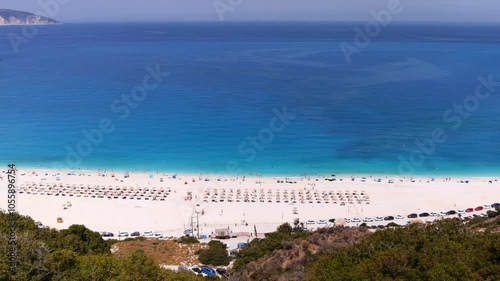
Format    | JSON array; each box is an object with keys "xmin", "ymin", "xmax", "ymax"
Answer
[
  {"xmin": 277, "ymin": 223, "xmax": 293, "ymax": 234},
  {"xmin": 198, "ymin": 241, "xmax": 230, "ymax": 266},
  {"xmin": 58, "ymin": 225, "xmax": 110, "ymax": 255},
  {"xmin": 116, "ymin": 250, "xmax": 168, "ymax": 280}
]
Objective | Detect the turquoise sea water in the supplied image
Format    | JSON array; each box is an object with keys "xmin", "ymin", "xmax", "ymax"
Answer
[{"xmin": 1, "ymin": 22, "xmax": 500, "ymax": 176}]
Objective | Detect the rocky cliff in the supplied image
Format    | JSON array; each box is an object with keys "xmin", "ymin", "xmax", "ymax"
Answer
[{"xmin": 0, "ymin": 9, "xmax": 59, "ymax": 26}]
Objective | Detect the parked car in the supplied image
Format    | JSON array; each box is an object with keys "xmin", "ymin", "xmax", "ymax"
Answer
[
  {"xmin": 374, "ymin": 217, "xmax": 384, "ymax": 221},
  {"xmin": 446, "ymin": 210, "xmax": 457, "ymax": 215},
  {"xmin": 130, "ymin": 231, "xmax": 140, "ymax": 237},
  {"xmin": 419, "ymin": 212, "xmax": 430, "ymax": 217},
  {"xmin": 465, "ymin": 208, "xmax": 473, "ymax": 213},
  {"xmin": 475, "ymin": 206, "xmax": 484, "ymax": 211},
  {"xmin": 328, "ymin": 218, "xmax": 336, "ymax": 223},
  {"xmin": 384, "ymin": 216, "xmax": 395, "ymax": 221},
  {"xmin": 457, "ymin": 209, "xmax": 465, "ymax": 214},
  {"xmin": 237, "ymin": 242, "xmax": 248, "ymax": 249},
  {"xmin": 352, "ymin": 218, "xmax": 361, "ymax": 223},
  {"xmin": 492, "ymin": 203, "xmax": 500, "ymax": 208},
  {"xmin": 200, "ymin": 267, "xmax": 216, "ymax": 276},
  {"xmin": 344, "ymin": 218, "xmax": 351, "ymax": 223},
  {"xmin": 408, "ymin": 213, "xmax": 418, "ymax": 219},
  {"xmin": 143, "ymin": 231, "xmax": 153, "ymax": 237},
  {"xmin": 191, "ymin": 268, "xmax": 201, "ymax": 274},
  {"xmin": 154, "ymin": 233, "xmax": 162, "ymax": 238},
  {"xmin": 306, "ymin": 220, "xmax": 316, "ymax": 224},
  {"xmin": 484, "ymin": 205, "xmax": 492, "ymax": 209},
  {"xmin": 183, "ymin": 229, "xmax": 193, "ymax": 235},
  {"xmin": 317, "ymin": 219, "xmax": 327, "ymax": 224},
  {"xmin": 118, "ymin": 232, "xmax": 129, "ymax": 237},
  {"xmin": 395, "ymin": 215, "xmax": 404, "ymax": 220},
  {"xmin": 430, "ymin": 212, "xmax": 439, "ymax": 217},
  {"xmin": 377, "ymin": 225, "xmax": 385, "ymax": 229},
  {"xmin": 101, "ymin": 232, "xmax": 114, "ymax": 237},
  {"xmin": 363, "ymin": 217, "xmax": 374, "ymax": 222},
  {"xmin": 216, "ymin": 268, "xmax": 227, "ymax": 276}
]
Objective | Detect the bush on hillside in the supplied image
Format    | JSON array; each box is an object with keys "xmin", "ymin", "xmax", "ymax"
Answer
[
  {"xmin": 177, "ymin": 236, "xmax": 200, "ymax": 244},
  {"xmin": 197, "ymin": 241, "xmax": 230, "ymax": 266}
]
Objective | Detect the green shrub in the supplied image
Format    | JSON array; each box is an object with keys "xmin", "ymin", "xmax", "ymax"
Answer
[
  {"xmin": 177, "ymin": 236, "xmax": 200, "ymax": 244},
  {"xmin": 487, "ymin": 210, "xmax": 498, "ymax": 218},
  {"xmin": 197, "ymin": 241, "xmax": 230, "ymax": 266},
  {"xmin": 468, "ymin": 216, "xmax": 489, "ymax": 226}
]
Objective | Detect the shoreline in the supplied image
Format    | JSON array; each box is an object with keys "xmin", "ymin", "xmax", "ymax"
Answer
[{"xmin": 6, "ymin": 165, "xmax": 500, "ymax": 179}]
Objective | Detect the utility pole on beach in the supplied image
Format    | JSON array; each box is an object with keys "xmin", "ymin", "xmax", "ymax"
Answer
[
  {"xmin": 196, "ymin": 212, "xmax": 200, "ymax": 238},
  {"xmin": 191, "ymin": 217, "xmax": 194, "ymax": 237}
]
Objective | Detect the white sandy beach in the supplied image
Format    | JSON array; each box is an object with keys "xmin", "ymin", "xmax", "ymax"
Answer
[{"xmin": 1, "ymin": 168, "xmax": 499, "ymax": 244}]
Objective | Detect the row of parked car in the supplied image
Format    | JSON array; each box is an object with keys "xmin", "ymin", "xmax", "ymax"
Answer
[
  {"xmin": 305, "ymin": 218, "xmax": 337, "ymax": 225},
  {"xmin": 101, "ymin": 231, "xmax": 165, "ymax": 238},
  {"xmin": 191, "ymin": 267, "xmax": 227, "ymax": 277},
  {"xmin": 344, "ymin": 203, "xmax": 499, "ymax": 224}
]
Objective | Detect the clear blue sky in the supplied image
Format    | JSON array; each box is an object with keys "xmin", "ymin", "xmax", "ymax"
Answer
[{"xmin": 4, "ymin": 0, "xmax": 500, "ymax": 22}]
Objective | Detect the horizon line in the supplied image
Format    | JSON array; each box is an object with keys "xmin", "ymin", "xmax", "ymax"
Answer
[{"xmin": 57, "ymin": 20, "xmax": 500, "ymax": 24}]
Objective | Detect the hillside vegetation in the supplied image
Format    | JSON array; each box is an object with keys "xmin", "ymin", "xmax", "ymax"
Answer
[
  {"xmin": 231, "ymin": 216, "xmax": 500, "ymax": 281},
  {"xmin": 0, "ymin": 212, "xmax": 199, "ymax": 281},
  {"xmin": 2, "ymin": 210, "xmax": 500, "ymax": 280}
]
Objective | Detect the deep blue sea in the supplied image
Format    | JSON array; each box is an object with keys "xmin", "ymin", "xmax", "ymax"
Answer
[{"xmin": 1, "ymin": 22, "xmax": 500, "ymax": 176}]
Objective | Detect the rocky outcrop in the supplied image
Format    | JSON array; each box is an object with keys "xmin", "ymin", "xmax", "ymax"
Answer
[{"xmin": 0, "ymin": 9, "xmax": 59, "ymax": 26}]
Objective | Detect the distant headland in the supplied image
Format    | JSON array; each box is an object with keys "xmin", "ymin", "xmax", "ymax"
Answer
[{"xmin": 0, "ymin": 9, "xmax": 59, "ymax": 26}]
